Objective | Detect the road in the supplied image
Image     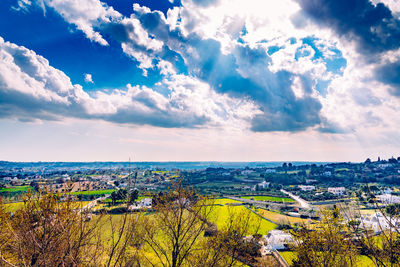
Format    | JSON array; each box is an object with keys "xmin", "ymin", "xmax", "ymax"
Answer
[
  {"xmin": 224, "ymin": 195, "xmax": 295, "ymax": 207},
  {"xmin": 80, "ymin": 195, "xmax": 109, "ymax": 211},
  {"xmin": 280, "ymin": 189, "xmax": 312, "ymax": 209}
]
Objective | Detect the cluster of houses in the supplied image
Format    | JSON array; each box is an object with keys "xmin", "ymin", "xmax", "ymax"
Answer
[
  {"xmin": 297, "ymin": 185, "xmax": 346, "ymax": 196},
  {"xmin": 358, "ymin": 212, "xmax": 400, "ymax": 233}
]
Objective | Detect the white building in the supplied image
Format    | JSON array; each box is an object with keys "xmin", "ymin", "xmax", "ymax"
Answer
[
  {"xmin": 1, "ymin": 177, "xmax": 12, "ymax": 182},
  {"xmin": 241, "ymin": 170, "xmax": 255, "ymax": 175},
  {"xmin": 265, "ymin": 169, "xmax": 276, "ymax": 174},
  {"xmin": 378, "ymin": 163, "xmax": 393, "ymax": 169},
  {"xmin": 263, "ymin": 230, "xmax": 293, "ymax": 250},
  {"xmin": 382, "ymin": 188, "xmax": 392, "ymax": 194},
  {"xmin": 359, "ymin": 212, "xmax": 400, "ymax": 233},
  {"xmin": 129, "ymin": 198, "xmax": 152, "ymax": 210},
  {"xmin": 299, "ymin": 185, "xmax": 315, "ymax": 191},
  {"xmin": 323, "ymin": 171, "xmax": 332, "ymax": 176},
  {"xmin": 306, "ymin": 179, "xmax": 317, "ymax": 184},
  {"xmin": 376, "ymin": 194, "xmax": 400, "ymax": 204},
  {"xmin": 328, "ymin": 187, "xmax": 346, "ymax": 195},
  {"xmin": 138, "ymin": 198, "xmax": 152, "ymax": 207},
  {"xmin": 258, "ymin": 181, "xmax": 270, "ymax": 189}
]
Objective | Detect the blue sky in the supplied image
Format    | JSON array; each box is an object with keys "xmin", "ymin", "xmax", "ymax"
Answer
[{"xmin": 0, "ymin": 0, "xmax": 400, "ymax": 161}]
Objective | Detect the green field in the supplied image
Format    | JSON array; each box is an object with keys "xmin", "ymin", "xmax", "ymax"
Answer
[
  {"xmin": 68, "ymin": 189, "xmax": 115, "ymax": 196},
  {"xmin": 0, "ymin": 186, "xmax": 34, "ymax": 193},
  {"xmin": 102, "ymin": 196, "xmax": 148, "ymax": 203},
  {"xmin": 241, "ymin": 195, "xmax": 294, "ymax": 202}
]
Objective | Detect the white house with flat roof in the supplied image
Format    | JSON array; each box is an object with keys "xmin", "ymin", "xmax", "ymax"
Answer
[
  {"xmin": 299, "ymin": 185, "xmax": 315, "ymax": 191},
  {"xmin": 258, "ymin": 181, "xmax": 270, "ymax": 189},
  {"xmin": 328, "ymin": 187, "xmax": 346, "ymax": 195},
  {"xmin": 263, "ymin": 230, "xmax": 293, "ymax": 251},
  {"xmin": 377, "ymin": 194, "xmax": 400, "ymax": 204}
]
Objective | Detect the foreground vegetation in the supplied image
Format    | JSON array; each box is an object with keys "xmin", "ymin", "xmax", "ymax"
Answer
[
  {"xmin": 3, "ymin": 184, "xmax": 400, "ymax": 266},
  {"xmin": 0, "ymin": 186, "xmax": 275, "ymax": 266}
]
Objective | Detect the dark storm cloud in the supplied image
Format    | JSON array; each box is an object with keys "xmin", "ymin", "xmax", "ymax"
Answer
[
  {"xmin": 297, "ymin": 0, "xmax": 400, "ymax": 96},
  {"xmin": 375, "ymin": 61, "xmax": 400, "ymax": 96},
  {"xmin": 297, "ymin": 0, "xmax": 400, "ymax": 54}
]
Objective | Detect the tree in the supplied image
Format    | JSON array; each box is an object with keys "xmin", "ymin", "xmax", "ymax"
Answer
[
  {"xmin": 129, "ymin": 189, "xmax": 139, "ymax": 204},
  {"xmin": 197, "ymin": 206, "xmax": 262, "ymax": 267},
  {"xmin": 291, "ymin": 206, "xmax": 359, "ymax": 267},
  {"xmin": 30, "ymin": 181, "xmax": 39, "ymax": 192},
  {"xmin": 111, "ymin": 191, "xmax": 118, "ymax": 205},
  {"xmin": 0, "ymin": 192, "xmax": 104, "ymax": 266},
  {"xmin": 139, "ymin": 183, "xmax": 213, "ymax": 267}
]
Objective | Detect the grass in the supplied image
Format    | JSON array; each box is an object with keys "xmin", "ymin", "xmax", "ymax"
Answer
[
  {"xmin": 241, "ymin": 195, "xmax": 294, "ymax": 202},
  {"xmin": 68, "ymin": 189, "xmax": 115, "ymax": 196},
  {"xmin": 0, "ymin": 186, "xmax": 34, "ymax": 193}
]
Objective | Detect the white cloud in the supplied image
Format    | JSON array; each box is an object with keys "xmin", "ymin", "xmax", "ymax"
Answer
[
  {"xmin": 84, "ymin": 73, "xmax": 94, "ymax": 83},
  {"xmin": 11, "ymin": 0, "xmax": 400, "ymax": 137},
  {"xmin": 40, "ymin": 0, "xmax": 121, "ymax": 46},
  {"xmin": 0, "ymin": 37, "xmax": 257, "ymax": 130},
  {"xmin": 11, "ymin": 0, "xmax": 32, "ymax": 12},
  {"xmin": 27, "ymin": 0, "xmax": 164, "ymax": 70}
]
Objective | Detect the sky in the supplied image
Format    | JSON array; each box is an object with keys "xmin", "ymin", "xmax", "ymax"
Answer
[{"xmin": 1, "ymin": 0, "xmax": 400, "ymax": 162}]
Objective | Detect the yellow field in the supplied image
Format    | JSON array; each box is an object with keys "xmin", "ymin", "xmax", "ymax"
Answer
[
  {"xmin": 359, "ymin": 209, "xmax": 378, "ymax": 215},
  {"xmin": 357, "ymin": 256, "xmax": 375, "ymax": 267},
  {"xmin": 209, "ymin": 203, "xmax": 276, "ymax": 235},
  {"xmin": 1, "ymin": 201, "xmax": 92, "ymax": 213},
  {"xmin": 256, "ymin": 209, "xmax": 314, "ymax": 225},
  {"xmin": 280, "ymin": 251, "xmax": 296, "ymax": 265},
  {"xmin": 280, "ymin": 251, "xmax": 375, "ymax": 266},
  {"xmin": 2, "ymin": 202, "xmax": 24, "ymax": 212},
  {"xmin": 212, "ymin": 198, "xmax": 244, "ymax": 205}
]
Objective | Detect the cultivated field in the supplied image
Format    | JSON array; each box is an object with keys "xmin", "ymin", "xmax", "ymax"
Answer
[{"xmin": 241, "ymin": 195, "xmax": 294, "ymax": 202}]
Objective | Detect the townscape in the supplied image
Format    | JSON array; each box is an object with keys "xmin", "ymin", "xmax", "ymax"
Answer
[
  {"xmin": 2, "ymin": 0, "xmax": 400, "ymax": 265},
  {"xmin": 2, "ymin": 157, "xmax": 400, "ymax": 266}
]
